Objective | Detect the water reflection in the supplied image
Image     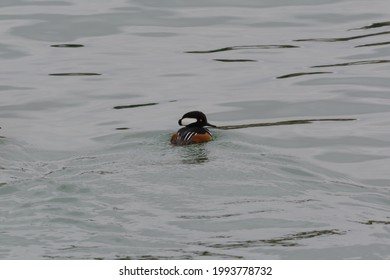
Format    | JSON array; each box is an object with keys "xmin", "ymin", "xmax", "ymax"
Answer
[
  {"xmin": 360, "ymin": 220, "xmax": 390, "ymax": 225},
  {"xmin": 177, "ymin": 144, "xmax": 209, "ymax": 165},
  {"xmin": 350, "ymin": 21, "xmax": 390, "ymax": 30},
  {"xmin": 355, "ymin": 41, "xmax": 390, "ymax": 48},
  {"xmin": 50, "ymin": 44, "xmax": 85, "ymax": 48},
  {"xmin": 113, "ymin": 102, "xmax": 159, "ymax": 110},
  {"xmin": 311, "ymin": 59, "xmax": 390, "ymax": 68},
  {"xmin": 295, "ymin": 31, "xmax": 390, "ymax": 42},
  {"xmin": 215, "ymin": 118, "xmax": 355, "ymax": 130},
  {"xmin": 194, "ymin": 229, "xmax": 345, "ymax": 249},
  {"xmin": 277, "ymin": 71, "xmax": 332, "ymax": 79},
  {"xmin": 49, "ymin": 73, "xmax": 101, "ymax": 76},
  {"xmin": 214, "ymin": 59, "xmax": 257, "ymax": 62},
  {"xmin": 186, "ymin": 44, "xmax": 299, "ymax": 53}
]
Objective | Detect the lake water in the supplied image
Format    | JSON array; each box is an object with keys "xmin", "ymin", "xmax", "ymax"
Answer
[{"xmin": 1, "ymin": 0, "xmax": 390, "ymax": 259}]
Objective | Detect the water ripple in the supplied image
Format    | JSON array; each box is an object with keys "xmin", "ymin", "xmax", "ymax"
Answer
[
  {"xmin": 213, "ymin": 59, "xmax": 257, "ymax": 62},
  {"xmin": 276, "ymin": 71, "xmax": 332, "ymax": 79},
  {"xmin": 194, "ymin": 230, "xmax": 346, "ymax": 249},
  {"xmin": 113, "ymin": 103, "xmax": 159, "ymax": 110},
  {"xmin": 311, "ymin": 59, "xmax": 390, "ymax": 68},
  {"xmin": 49, "ymin": 73, "xmax": 101, "ymax": 76},
  {"xmin": 50, "ymin": 44, "xmax": 85, "ymax": 48},
  {"xmin": 215, "ymin": 118, "xmax": 356, "ymax": 130},
  {"xmin": 186, "ymin": 44, "xmax": 299, "ymax": 53},
  {"xmin": 355, "ymin": 41, "xmax": 390, "ymax": 48},
  {"xmin": 295, "ymin": 31, "xmax": 390, "ymax": 42},
  {"xmin": 2, "ymin": 0, "xmax": 390, "ymax": 260},
  {"xmin": 350, "ymin": 21, "xmax": 390, "ymax": 30}
]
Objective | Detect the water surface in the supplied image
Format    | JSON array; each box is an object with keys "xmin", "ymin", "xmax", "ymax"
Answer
[{"xmin": 1, "ymin": 0, "xmax": 390, "ymax": 259}]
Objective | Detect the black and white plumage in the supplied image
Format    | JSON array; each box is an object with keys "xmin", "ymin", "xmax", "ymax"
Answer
[
  {"xmin": 171, "ymin": 111, "xmax": 215, "ymax": 145},
  {"xmin": 174, "ymin": 126, "xmax": 212, "ymax": 145}
]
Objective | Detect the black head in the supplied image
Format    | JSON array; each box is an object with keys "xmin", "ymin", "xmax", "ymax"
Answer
[{"xmin": 178, "ymin": 111, "xmax": 215, "ymax": 128}]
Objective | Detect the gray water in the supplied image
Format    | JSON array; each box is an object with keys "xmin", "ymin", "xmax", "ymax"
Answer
[{"xmin": 1, "ymin": 0, "xmax": 390, "ymax": 259}]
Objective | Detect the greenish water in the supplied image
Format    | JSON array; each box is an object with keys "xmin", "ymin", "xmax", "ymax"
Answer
[{"xmin": 1, "ymin": 0, "xmax": 390, "ymax": 259}]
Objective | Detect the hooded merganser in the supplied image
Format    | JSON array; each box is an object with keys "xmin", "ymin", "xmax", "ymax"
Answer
[{"xmin": 171, "ymin": 111, "xmax": 215, "ymax": 145}]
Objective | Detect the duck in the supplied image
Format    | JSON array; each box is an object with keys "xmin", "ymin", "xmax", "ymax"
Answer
[{"xmin": 171, "ymin": 111, "xmax": 215, "ymax": 145}]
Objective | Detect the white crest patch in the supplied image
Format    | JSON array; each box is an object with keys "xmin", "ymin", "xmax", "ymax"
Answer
[{"xmin": 180, "ymin": 118, "xmax": 197, "ymax": 126}]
